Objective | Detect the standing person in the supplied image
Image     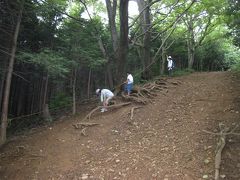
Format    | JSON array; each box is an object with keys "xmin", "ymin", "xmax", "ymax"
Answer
[
  {"xmin": 167, "ymin": 56, "xmax": 173, "ymax": 76},
  {"xmin": 125, "ymin": 72, "xmax": 134, "ymax": 95},
  {"xmin": 96, "ymin": 88, "xmax": 114, "ymax": 112}
]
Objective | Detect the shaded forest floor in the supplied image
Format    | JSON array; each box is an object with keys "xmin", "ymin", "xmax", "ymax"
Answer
[{"xmin": 0, "ymin": 71, "xmax": 240, "ymax": 180}]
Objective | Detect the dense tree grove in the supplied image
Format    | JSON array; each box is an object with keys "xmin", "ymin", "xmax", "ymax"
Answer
[{"xmin": 0, "ymin": 0, "xmax": 240, "ymax": 145}]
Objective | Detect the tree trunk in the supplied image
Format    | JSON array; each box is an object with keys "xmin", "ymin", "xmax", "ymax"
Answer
[
  {"xmin": 187, "ymin": 43, "xmax": 195, "ymax": 69},
  {"xmin": 95, "ymin": 33, "xmax": 114, "ymax": 88},
  {"xmin": 116, "ymin": 0, "xmax": 129, "ymax": 82},
  {"xmin": 30, "ymin": 83, "xmax": 35, "ymax": 114},
  {"xmin": 185, "ymin": 13, "xmax": 211, "ymax": 69},
  {"xmin": 43, "ymin": 104, "xmax": 51, "ymax": 122},
  {"xmin": 72, "ymin": 68, "xmax": 77, "ymax": 115},
  {"xmin": 185, "ymin": 15, "xmax": 195, "ymax": 69},
  {"xmin": 42, "ymin": 72, "xmax": 51, "ymax": 121},
  {"xmin": 0, "ymin": 2, "xmax": 23, "ymax": 146},
  {"xmin": 42, "ymin": 72, "xmax": 48, "ymax": 109},
  {"xmin": 0, "ymin": 62, "xmax": 6, "ymax": 113},
  {"xmin": 105, "ymin": 0, "xmax": 118, "ymax": 52},
  {"xmin": 142, "ymin": 0, "xmax": 152, "ymax": 78},
  {"xmin": 87, "ymin": 68, "xmax": 91, "ymax": 99},
  {"xmin": 106, "ymin": 63, "xmax": 114, "ymax": 89},
  {"xmin": 38, "ymin": 75, "xmax": 44, "ymax": 112},
  {"xmin": 160, "ymin": 47, "xmax": 167, "ymax": 75},
  {"xmin": 137, "ymin": 0, "xmax": 152, "ymax": 79}
]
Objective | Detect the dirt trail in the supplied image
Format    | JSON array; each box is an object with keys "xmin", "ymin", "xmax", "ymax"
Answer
[{"xmin": 0, "ymin": 72, "xmax": 240, "ymax": 180}]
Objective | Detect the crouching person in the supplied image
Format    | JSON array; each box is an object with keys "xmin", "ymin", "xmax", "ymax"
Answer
[{"xmin": 96, "ymin": 88, "xmax": 114, "ymax": 112}]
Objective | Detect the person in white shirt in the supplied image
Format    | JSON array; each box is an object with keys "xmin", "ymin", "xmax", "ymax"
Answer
[
  {"xmin": 167, "ymin": 56, "xmax": 173, "ymax": 76},
  {"xmin": 125, "ymin": 72, "xmax": 134, "ymax": 95},
  {"xmin": 96, "ymin": 88, "xmax": 114, "ymax": 112}
]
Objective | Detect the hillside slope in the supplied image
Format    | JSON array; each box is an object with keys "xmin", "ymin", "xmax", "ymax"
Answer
[{"xmin": 0, "ymin": 72, "xmax": 240, "ymax": 180}]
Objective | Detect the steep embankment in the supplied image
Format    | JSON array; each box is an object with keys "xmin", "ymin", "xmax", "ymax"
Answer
[{"xmin": 0, "ymin": 71, "xmax": 240, "ymax": 180}]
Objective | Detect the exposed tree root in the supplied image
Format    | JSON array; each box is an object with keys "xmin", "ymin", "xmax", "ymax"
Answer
[
  {"xmin": 76, "ymin": 77, "xmax": 181, "ymax": 127},
  {"xmin": 115, "ymin": 76, "xmax": 180, "ymax": 104},
  {"xmin": 121, "ymin": 92, "xmax": 148, "ymax": 104},
  {"xmin": 82, "ymin": 102, "xmax": 131, "ymax": 121},
  {"xmin": 203, "ymin": 123, "xmax": 240, "ymax": 180},
  {"xmin": 73, "ymin": 122, "xmax": 100, "ymax": 136},
  {"xmin": 121, "ymin": 85, "xmax": 159, "ymax": 104},
  {"xmin": 73, "ymin": 122, "xmax": 100, "ymax": 129},
  {"xmin": 130, "ymin": 106, "xmax": 143, "ymax": 120}
]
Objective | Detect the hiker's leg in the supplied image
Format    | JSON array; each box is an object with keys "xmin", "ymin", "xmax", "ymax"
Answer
[
  {"xmin": 104, "ymin": 96, "xmax": 113, "ymax": 111},
  {"xmin": 106, "ymin": 96, "xmax": 113, "ymax": 105},
  {"xmin": 127, "ymin": 83, "xmax": 133, "ymax": 95},
  {"xmin": 124, "ymin": 84, "xmax": 128, "ymax": 93}
]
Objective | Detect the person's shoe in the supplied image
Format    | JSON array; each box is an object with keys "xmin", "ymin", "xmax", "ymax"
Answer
[{"xmin": 100, "ymin": 108, "xmax": 107, "ymax": 112}]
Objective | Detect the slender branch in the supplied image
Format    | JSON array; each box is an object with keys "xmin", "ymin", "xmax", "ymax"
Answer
[
  {"xmin": 0, "ymin": 48, "xmax": 12, "ymax": 56},
  {"xmin": 37, "ymin": 0, "xmax": 85, "ymax": 24},
  {"xmin": 151, "ymin": 0, "xmax": 196, "ymax": 42},
  {"xmin": 196, "ymin": 15, "xmax": 213, "ymax": 47},
  {"xmin": 129, "ymin": 0, "xmax": 162, "ymax": 29},
  {"xmin": 12, "ymin": 71, "xmax": 30, "ymax": 83}
]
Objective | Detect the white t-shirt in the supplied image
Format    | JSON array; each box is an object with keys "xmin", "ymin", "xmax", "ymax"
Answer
[
  {"xmin": 100, "ymin": 89, "xmax": 114, "ymax": 102},
  {"xmin": 127, "ymin": 74, "xmax": 133, "ymax": 84},
  {"xmin": 167, "ymin": 58, "xmax": 173, "ymax": 68}
]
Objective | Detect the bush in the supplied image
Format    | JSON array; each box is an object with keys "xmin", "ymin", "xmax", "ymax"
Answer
[
  {"xmin": 232, "ymin": 63, "xmax": 240, "ymax": 72},
  {"xmin": 173, "ymin": 68, "xmax": 195, "ymax": 76},
  {"xmin": 49, "ymin": 92, "xmax": 72, "ymax": 110}
]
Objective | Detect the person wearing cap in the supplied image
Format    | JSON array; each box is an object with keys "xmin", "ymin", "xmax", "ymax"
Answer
[
  {"xmin": 167, "ymin": 55, "xmax": 173, "ymax": 76},
  {"xmin": 125, "ymin": 72, "xmax": 134, "ymax": 95},
  {"xmin": 96, "ymin": 88, "xmax": 114, "ymax": 112}
]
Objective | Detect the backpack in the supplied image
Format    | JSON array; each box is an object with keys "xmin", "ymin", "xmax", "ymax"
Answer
[{"xmin": 172, "ymin": 60, "xmax": 176, "ymax": 69}]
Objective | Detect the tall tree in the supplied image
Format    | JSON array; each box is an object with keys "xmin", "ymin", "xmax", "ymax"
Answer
[
  {"xmin": 116, "ymin": 0, "xmax": 129, "ymax": 82},
  {"xmin": 184, "ymin": 12, "xmax": 212, "ymax": 69},
  {"xmin": 105, "ymin": 0, "xmax": 118, "ymax": 52},
  {"xmin": 183, "ymin": 0, "xmax": 226, "ymax": 69},
  {"xmin": 136, "ymin": 0, "xmax": 152, "ymax": 79},
  {"xmin": 105, "ymin": 0, "xmax": 118, "ymax": 87},
  {"xmin": 1, "ymin": 0, "xmax": 24, "ymax": 146}
]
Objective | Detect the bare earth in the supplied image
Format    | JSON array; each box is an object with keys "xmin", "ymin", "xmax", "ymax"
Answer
[{"xmin": 0, "ymin": 72, "xmax": 240, "ymax": 180}]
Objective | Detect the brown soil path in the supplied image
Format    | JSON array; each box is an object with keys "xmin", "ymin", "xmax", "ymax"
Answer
[{"xmin": 0, "ymin": 72, "xmax": 240, "ymax": 180}]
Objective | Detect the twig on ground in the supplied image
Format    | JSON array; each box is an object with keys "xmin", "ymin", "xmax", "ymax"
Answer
[
  {"xmin": 130, "ymin": 106, "xmax": 143, "ymax": 120},
  {"xmin": 73, "ymin": 122, "xmax": 100, "ymax": 136},
  {"xmin": 73, "ymin": 122, "xmax": 100, "ymax": 129},
  {"xmin": 203, "ymin": 123, "xmax": 239, "ymax": 180},
  {"xmin": 81, "ymin": 127, "xmax": 87, "ymax": 136}
]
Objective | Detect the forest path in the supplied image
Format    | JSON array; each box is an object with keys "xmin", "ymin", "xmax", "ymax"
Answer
[{"xmin": 0, "ymin": 71, "xmax": 240, "ymax": 180}]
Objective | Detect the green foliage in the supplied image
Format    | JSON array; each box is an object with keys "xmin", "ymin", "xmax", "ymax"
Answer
[
  {"xmin": 225, "ymin": 0, "xmax": 240, "ymax": 46},
  {"xmin": 225, "ymin": 47, "xmax": 240, "ymax": 71},
  {"xmin": 194, "ymin": 33, "xmax": 240, "ymax": 71},
  {"xmin": 17, "ymin": 49, "xmax": 71, "ymax": 77},
  {"xmin": 232, "ymin": 63, "xmax": 240, "ymax": 72},
  {"xmin": 132, "ymin": 70, "xmax": 145, "ymax": 85},
  {"xmin": 49, "ymin": 92, "xmax": 72, "ymax": 110},
  {"xmin": 173, "ymin": 68, "xmax": 195, "ymax": 76},
  {"xmin": 57, "ymin": 15, "xmax": 106, "ymax": 69},
  {"xmin": 196, "ymin": 41, "xmax": 224, "ymax": 71}
]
